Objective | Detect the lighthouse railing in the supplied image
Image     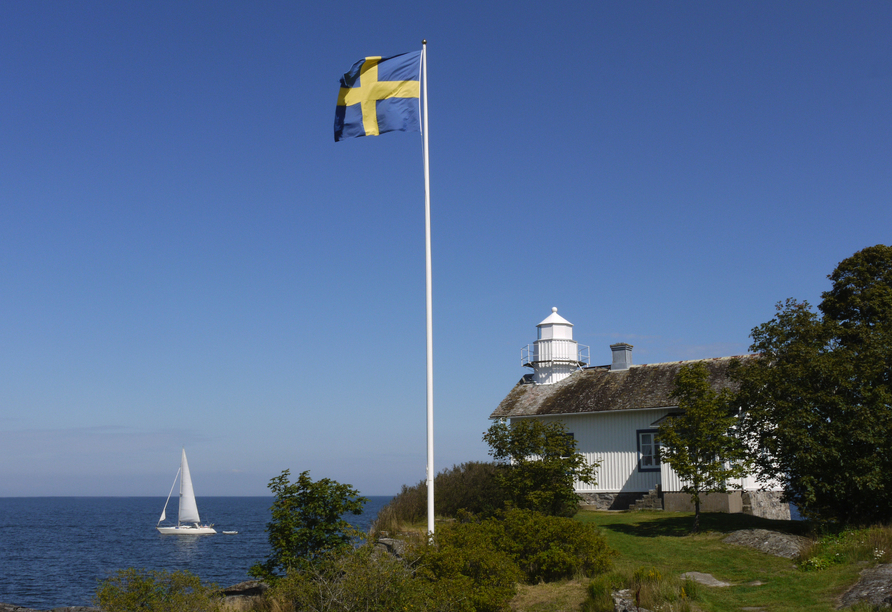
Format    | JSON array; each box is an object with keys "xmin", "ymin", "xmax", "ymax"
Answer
[{"xmin": 521, "ymin": 341, "xmax": 590, "ymax": 368}]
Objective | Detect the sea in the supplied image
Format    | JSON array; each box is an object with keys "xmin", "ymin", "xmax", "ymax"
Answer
[{"xmin": 0, "ymin": 496, "xmax": 393, "ymax": 610}]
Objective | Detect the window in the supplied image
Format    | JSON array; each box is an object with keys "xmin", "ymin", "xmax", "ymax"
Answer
[{"xmin": 637, "ymin": 429, "xmax": 660, "ymax": 472}]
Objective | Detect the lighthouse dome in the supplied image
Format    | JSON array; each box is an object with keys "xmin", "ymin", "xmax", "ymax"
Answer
[{"xmin": 537, "ymin": 307, "xmax": 574, "ymax": 340}]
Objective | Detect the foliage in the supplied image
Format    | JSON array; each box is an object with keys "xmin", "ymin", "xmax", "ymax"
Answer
[
  {"xmin": 267, "ymin": 544, "xmax": 464, "ymax": 612},
  {"xmin": 94, "ymin": 568, "xmax": 220, "ymax": 612},
  {"xmin": 370, "ymin": 481, "xmax": 427, "ymax": 536},
  {"xmin": 411, "ymin": 508, "xmax": 614, "ymax": 590},
  {"xmin": 494, "ymin": 508, "xmax": 615, "ymax": 582},
  {"xmin": 249, "ymin": 469, "xmax": 367, "ymax": 581},
  {"xmin": 657, "ymin": 362, "xmax": 751, "ymax": 532},
  {"xmin": 733, "ymin": 245, "xmax": 892, "ymax": 525},
  {"xmin": 410, "ymin": 519, "xmax": 522, "ymax": 612},
  {"xmin": 272, "ymin": 507, "xmax": 611, "ymax": 612},
  {"xmin": 483, "ymin": 419, "xmax": 597, "ymax": 516},
  {"xmin": 433, "ymin": 461, "xmax": 507, "ymax": 517},
  {"xmin": 799, "ymin": 525, "xmax": 892, "ymax": 571},
  {"xmin": 371, "ymin": 461, "xmax": 506, "ymax": 536},
  {"xmin": 576, "ymin": 509, "xmax": 872, "ymax": 612},
  {"xmin": 584, "ymin": 567, "xmax": 699, "ymax": 612}
]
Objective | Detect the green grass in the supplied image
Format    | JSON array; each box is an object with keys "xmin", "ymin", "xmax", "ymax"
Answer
[{"xmin": 575, "ymin": 510, "xmax": 866, "ymax": 612}]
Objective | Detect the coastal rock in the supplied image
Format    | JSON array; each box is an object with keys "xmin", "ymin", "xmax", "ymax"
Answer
[
  {"xmin": 222, "ymin": 580, "xmax": 267, "ymax": 598},
  {"xmin": 722, "ymin": 528, "xmax": 808, "ymax": 559},
  {"xmin": 375, "ymin": 537, "xmax": 407, "ymax": 558},
  {"xmin": 837, "ymin": 563, "xmax": 892, "ymax": 609}
]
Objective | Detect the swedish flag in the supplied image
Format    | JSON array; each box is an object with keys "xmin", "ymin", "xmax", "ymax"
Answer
[{"xmin": 334, "ymin": 51, "xmax": 422, "ymax": 142}]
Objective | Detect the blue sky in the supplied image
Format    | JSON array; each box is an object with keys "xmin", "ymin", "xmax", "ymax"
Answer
[{"xmin": 1, "ymin": 2, "xmax": 890, "ymax": 497}]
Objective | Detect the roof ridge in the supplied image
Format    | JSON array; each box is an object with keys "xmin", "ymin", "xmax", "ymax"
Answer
[{"xmin": 632, "ymin": 354, "xmax": 756, "ymax": 368}]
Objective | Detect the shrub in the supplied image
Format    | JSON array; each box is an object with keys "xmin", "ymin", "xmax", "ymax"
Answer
[
  {"xmin": 799, "ymin": 525, "xmax": 892, "ymax": 571},
  {"xmin": 371, "ymin": 461, "xmax": 506, "ymax": 536},
  {"xmin": 495, "ymin": 508, "xmax": 615, "ymax": 582},
  {"xmin": 249, "ymin": 469, "xmax": 366, "ymax": 581},
  {"xmin": 409, "ymin": 508, "xmax": 614, "ymax": 595},
  {"xmin": 409, "ymin": 521, "xmax": 521, "ymax": 612},
  {"xmin": 434, "ymin": 461, "xmax": 507, "ymax": 517},
  {"xmin": 268, "ymin": 544, "xmax": 463, "ymax": 612},
  {"xmin": 94, "ymin": 568, "xmax": 220, "ymax": 612},
  {"xmin": 484, "ymin": 420, "xmax": 598, "ymax": 517}
]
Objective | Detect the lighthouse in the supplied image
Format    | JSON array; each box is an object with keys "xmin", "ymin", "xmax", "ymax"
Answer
[{"xmin": 521, "ymin": 307, "xmax": 590, "ymax": 384}]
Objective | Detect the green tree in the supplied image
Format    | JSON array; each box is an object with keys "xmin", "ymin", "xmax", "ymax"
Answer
[
  {"xmin": 657, "ymin": 362, "xmax": 750, "ymax": 533},
  {"xmin": 483, "ymin": 419, "xmax": 597, "ymax": 516},
  {"xmin": 733, "ymin": 245, "xmax": 892, "ymax": 525},
  {"xmin": 94, "ymin": 569, "xmax": 220, "ymax": 612},
  {"xmin": 249, "ymin": 469, "xmax": 368, "ymax": 581}
]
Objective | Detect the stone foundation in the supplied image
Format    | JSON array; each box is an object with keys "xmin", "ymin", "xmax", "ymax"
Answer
[
  {"xmin": 577, "ymin": 492, "xmax": 647, "ymax": 510},
  {"xmin": 742, "ymin": 491, "xmax": 791, "ymax": 520},
  {"xmin": 579, "ymin": 489, "xmax": 791, "ymax": 519},
  {"xmin": 663, "ymin": 491, "xmax": 743, "ymax": 513}
]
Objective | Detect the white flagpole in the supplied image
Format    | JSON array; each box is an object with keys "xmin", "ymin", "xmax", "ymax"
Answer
[{"xmin": 421, "ymin": 40, "xmax": 434, "ymax": 536}]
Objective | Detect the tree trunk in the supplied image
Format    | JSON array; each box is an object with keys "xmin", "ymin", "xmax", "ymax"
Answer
[{"xmin": 692, "ymin": 497, "xmax": 701, "ymax": 534}]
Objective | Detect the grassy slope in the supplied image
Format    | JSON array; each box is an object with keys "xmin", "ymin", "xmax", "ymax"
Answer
[{"xmin": 573, "ymin": 510, "xmax": 864, "ymax": 612}]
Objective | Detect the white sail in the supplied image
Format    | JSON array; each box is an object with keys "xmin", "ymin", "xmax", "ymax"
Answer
[
  {"xmin": 177, "ymin": 448, "xmax": 202, "ymax": 524},
  {"xmin": 158, "ymin": 467, "xmax": 180, "ymax": 526}
]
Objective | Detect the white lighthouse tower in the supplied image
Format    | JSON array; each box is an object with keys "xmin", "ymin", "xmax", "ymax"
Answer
[{"xmin": 521, "ymin": 307, "xmax": 590, "ymax": 384}]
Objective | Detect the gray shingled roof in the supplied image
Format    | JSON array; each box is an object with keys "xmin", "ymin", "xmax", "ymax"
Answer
[{"xmin": 490, "ymin": 356, "xmax": 754, "ymax": 419}]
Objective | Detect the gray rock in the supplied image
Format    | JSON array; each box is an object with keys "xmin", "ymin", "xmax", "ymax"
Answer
[
  {"xmin": 612, "ymin": 589, "xmax": 653, "ymax": 612},
  {"xmin": 680, "ymin": 571, "xmax": 733, "ymax": 587},
  {"xmin": 375, "ymin": 537, "xmax": 407, "ymax": 558},
  {"xmin": 723, "ymin": 528, "xmax": 808, "ymax": 559},
  {"xmin": 837, "ymin": 563, "xmax": 892, "ymax": 609},
  {"xmin": 222, "ymin": 580, "xmax": 267, "ymax": 598}
]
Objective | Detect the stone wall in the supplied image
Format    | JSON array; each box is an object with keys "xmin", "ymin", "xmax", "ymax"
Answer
[
  {"xmin": 742, "ymin": 491, "xmax": 791, "ymax": 520},
  {"xmin": 577, "ymin": 492, "xmax": 646, "ymax": 510},
  {"xmin": 579, "ymin": 489, "xmax": 791, "ymax": 520},
  {"xmin": 663, "ymin": 491, "xmax": 743, "ymax": 513}
]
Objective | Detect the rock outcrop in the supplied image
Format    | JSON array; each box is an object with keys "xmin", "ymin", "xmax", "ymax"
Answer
[
  {"xmin": 837, "ymin": 563, "xmax": 892, "ymax": 609},
  {"xmin": 722, "ymin": 528, "xmax": 808, "ymax": 559}
]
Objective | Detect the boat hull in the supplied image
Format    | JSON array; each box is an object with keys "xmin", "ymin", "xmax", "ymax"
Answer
[{"xmin": 157, "ymin": 525, "xmax": 216, "ymax": 535}]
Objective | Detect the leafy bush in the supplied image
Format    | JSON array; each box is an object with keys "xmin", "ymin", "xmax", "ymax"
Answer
[
  {"xmin": 484, "ymin": 420, "xmax": 598, "ymax": 517},
  {"xmin": 799, "ymin": 525, "xmax": 892, "ymax": 571},
  {"xmin": 249, "ymin": 469, "xmax": 367, "ymax": 581},
  {"xmin": 94, "ymin": 568, "xmax": 220, "ymax": 612},
  {"xmin": 495, "ymin": 508, "xmax": 615, "ymax": 582},
  {"xmin": 410, "ymin": 508, "xmax": 614, "ymax": 589},
  {"xmin": 433, "ymin": 461, "xmax": 506, "ymax": 517},
  {"xmin": 409, "ymin": 521, "xmax": 522, "ymax": 612},
  {"xmin": 371, "ymin": 461, "xmax": 506, "ymax": 536},
  {"xmin": 268, "ymin": 544, "xmax": 464, "ymax": 612}
]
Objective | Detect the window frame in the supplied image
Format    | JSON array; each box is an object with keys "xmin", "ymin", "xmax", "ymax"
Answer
[{"xmin": 636, "ymin": 429, "xmax": 660, "ymax": 473}]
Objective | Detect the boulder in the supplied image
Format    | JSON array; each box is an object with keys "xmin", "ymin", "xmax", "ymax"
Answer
[
  {"xmin": 722, "ymin": 528, "xmax": 808, "ymax": 559},
  {"xmin": 837, "ymin": 563, "xmax": 892, "ymax": 609}
]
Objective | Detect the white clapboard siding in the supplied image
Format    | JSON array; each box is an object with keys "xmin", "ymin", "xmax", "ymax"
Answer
[{"xmin": 529, "ymin": 409, "xmax": 674, "ymax": 493}]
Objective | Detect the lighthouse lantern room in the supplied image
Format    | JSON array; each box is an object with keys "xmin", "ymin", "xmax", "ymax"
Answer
[{"xmin": 521, "ymin": 307, "xmax": 590, "ymax": 385}]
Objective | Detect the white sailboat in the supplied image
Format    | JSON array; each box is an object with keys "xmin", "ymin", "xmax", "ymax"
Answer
[{"xmin": 157, "ymin": 448, "xmax": 216, "ymax": 535}]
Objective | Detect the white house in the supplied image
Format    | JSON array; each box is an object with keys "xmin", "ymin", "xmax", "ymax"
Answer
[{"xmin": 490, "ymin": 308, "xmax": 788, "ymax": 519}]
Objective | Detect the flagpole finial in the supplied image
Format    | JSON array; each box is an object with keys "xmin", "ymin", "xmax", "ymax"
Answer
[{"xmin": 423, "ymin": 39, "xmax": 427, "ymax": 45}]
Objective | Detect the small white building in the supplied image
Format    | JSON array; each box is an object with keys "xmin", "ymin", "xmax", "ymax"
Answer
[{"xmin": 491, "ymin": 308, "xmax": 788, "ymax": 519}]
